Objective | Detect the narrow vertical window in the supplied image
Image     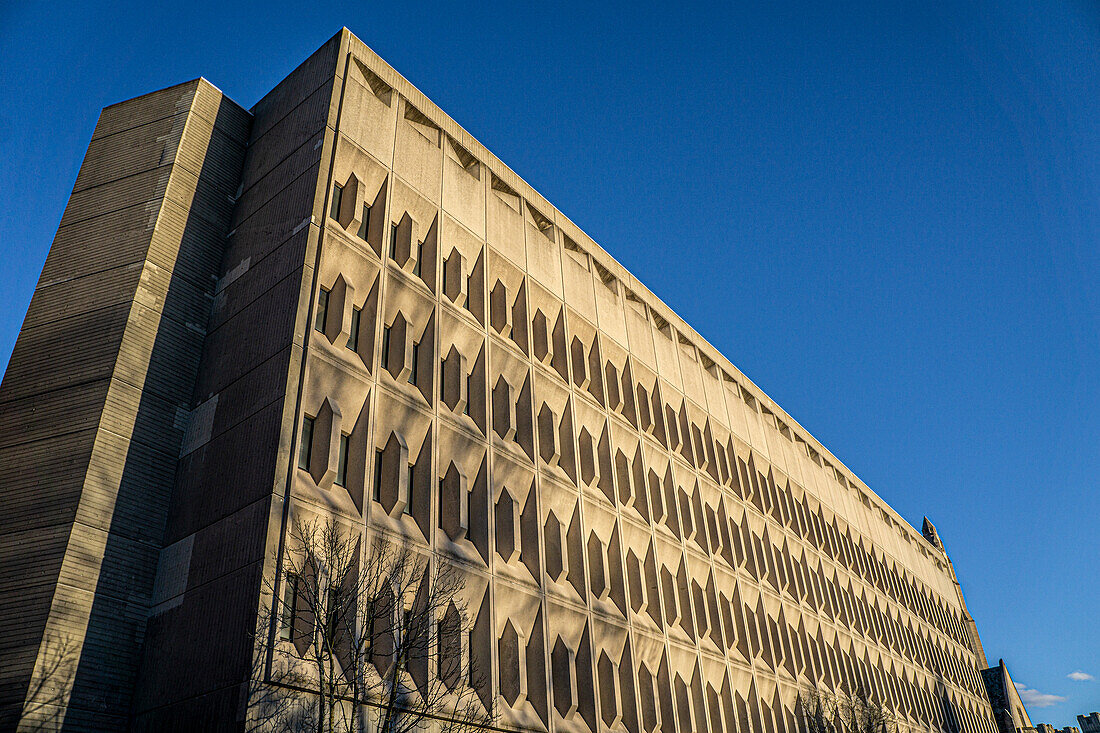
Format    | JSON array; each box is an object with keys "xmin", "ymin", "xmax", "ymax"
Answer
[
  {"xmin": 406, "ymin": 463, "xmax": 415, "ymax": 515},
  {"xmin": 335, "ymin": 433, "xmax": 349, "ymax": 487},
  {"xmin": 299, "ymin": 416, "xmax": 315, "ymax": 471},
  {"xmin": 466, "ymin": 630, "xmax": 476, "ymax": 686},
  {"xmin": 413, "ymin": 240, "xmax": 423, "ymax": 277},
  {"xmin": 325, "ymin": 587, "xmax": 341, "ymax": 640},
  {"xmin": 280, "ymin": 572, "xmax": 299, "ymax": 640},
  {"xmin": 374, "ymin": 448, "xmax": 384, "ymax": 502},
  {"xmin": 315, "ymin": 288, "xmax": 330, "ymax": 333},
  {"xmin": 409, "ymin": 341, "xmax": 420, "ymax": 385},
  {"xmin": 401, "ymin": 607, "xmax": 415, "ymax": 668},
  {"xmin": 330, "ymin": 183, "xmax": 343, "ymax": 220},
  {"xmin": 403, "ymin": 607, "xmax": 414, "ymax": 634},
  {"xmin": 381, "ymin": 325, "xmax": 391, "ymax": 369},
  {"xmin": 348, "ymin": 307, "xmax": 362, "ymax": 352},
  {"xmin": 357, "ymin": 203, "xmax": 371, "ymax": 240},
  {"xmin": 390, "ymin": 223, "xmax": 399, "ymax": 259},
  {"xmin": 464, "ymin": 373, "xmax": 472, "ymax": 416},
  {"xmin": 441, "ymin": 260, "xmax": 447, "ymax": 293}
]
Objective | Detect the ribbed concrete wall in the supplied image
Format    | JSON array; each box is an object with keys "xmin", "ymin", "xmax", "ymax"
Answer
[
  {"xmin": 130, "ymin": 33, "xmax": 344, "ymax": 730},
  {"xmin": 266, "ymin": 28, "xmax": 998, "ymax": 730},
  {"xmin": 256, "ymin": 28, "xmax": 1000, "ymax": 733},
  {"xmin": 0, "ymin": 27, "xmax": 1003, "ymax": 733},
  {"xmin": 0, "ymin": 78, "xmax": 248, "ymax": 730}
]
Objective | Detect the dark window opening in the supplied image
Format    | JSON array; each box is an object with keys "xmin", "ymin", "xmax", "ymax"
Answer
[
  {"xmin": 357, "ymin": 203, "xmax": 371, "ymax": 240},
  {"xmin": 413, "ymin": 240, "xmax": 424, "ymax": 277},
  {"xmin": 409, "ymin": 341, "xmax": 420, "ymax": 385},
  {"xmin": 325, "ymin": 587, "xmax": 342, "ymax": 641},
  {"xmin": 299, "ymin": 416, "xmax": 315, "ymax": 470},
  {"xmin": 279, "ymin": 573, "xmax": 299, "ymax": 640},
  {"xmin": 374, "ymin": 448, "xmax": 384, "ymax": 502},
  {"xmin": 330, "ymin": 183, "xmax": 343, "ymax": 220},
  {"xmin": 348, "ymin": 307, "xmax": 362, "ymax": 352},
  {"xmin": 402, "ymin": 607, "xmax": 416, "ymax": 669},
  {"xmin": 335, "ymin": 433, "xmax": 349, "ymax": 487},
  {"xmin": 315, "ymin": 288, "xmax": 330, "ymax": 333}
]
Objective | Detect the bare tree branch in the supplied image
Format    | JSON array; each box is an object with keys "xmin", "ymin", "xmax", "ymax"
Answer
[
  {"xmin": 798, "ymin": 685, "xmax": 898, "ymax": 733},
  {"xmin": 247, "ymin": 517, "xmax": 494, "ymax": 733}
]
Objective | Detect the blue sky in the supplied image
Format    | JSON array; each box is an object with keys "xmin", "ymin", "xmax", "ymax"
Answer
[{"xmin": 1, "ymin": 0, "xmax": 1097, "ymax": 725}]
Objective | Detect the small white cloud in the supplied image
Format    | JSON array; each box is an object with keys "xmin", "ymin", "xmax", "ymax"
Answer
[
  {"xmin": 1068, "ymin": 671, "xmax": 1095, "ymax": 682},
  {"xmin": 1014, "ymin": 682, "xmax": 1067, "ymax": 708}
]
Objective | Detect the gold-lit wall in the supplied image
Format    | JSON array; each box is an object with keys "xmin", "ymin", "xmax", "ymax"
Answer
[{"xmin": 282, "ymin": 29, "xmax": 999, "ymax": 733}]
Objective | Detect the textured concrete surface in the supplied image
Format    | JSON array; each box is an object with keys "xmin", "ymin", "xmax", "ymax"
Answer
[
  {"xmin": 0, "ymin": 79, "xmax": 248, "ymax": 730},
  {"xmin": 0, "ymin": 28, "xmax": 1004, "ymax": 733}
]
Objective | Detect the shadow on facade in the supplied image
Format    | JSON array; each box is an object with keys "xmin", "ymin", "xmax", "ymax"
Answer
[{"xmin": 57, "ymin": 96, "xmax": 249, "ymax": 730}]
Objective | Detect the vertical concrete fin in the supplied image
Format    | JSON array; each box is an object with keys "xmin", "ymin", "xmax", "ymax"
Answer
[{"xmin": 0, "ymin": 79, "xmax": 250, "ymax": 730}]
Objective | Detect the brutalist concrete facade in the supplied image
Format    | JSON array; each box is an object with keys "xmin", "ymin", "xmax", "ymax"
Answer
[
  {"xmin": 1078, "ymin": 713, "xmax": 1100, "ymax": 733},
  {"xmin": 0, "ymin": 77, "xmax": 250, "ymax": 730},
  {"xmin": 0, "ymin": 29, "xmax": 1005, "ymax": 732},
  {"xmin": 980, "ymin": 660, "xmax": 1035, "ymax": 733}
]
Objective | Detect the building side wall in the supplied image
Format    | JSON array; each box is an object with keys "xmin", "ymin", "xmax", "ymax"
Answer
[
  {"xmin": 259, "ymin": 29, "xmax": 1001, "ymax": 733},
  {"xmin": 342, "ymin": 32, "xmax": 965, "ymax": 606},
  {"xmin": 0, "ymin": 79, "xmax": 249, "ymax": 730},
  {"xmin": 130, "ymin": 33, "xmax": 346, "ymax": 731},
  {"xmin": 0, "ymin": 28, "xmax": 1007, "ymax": 733}
]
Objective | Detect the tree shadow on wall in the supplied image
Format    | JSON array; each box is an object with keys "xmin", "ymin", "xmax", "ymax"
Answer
[{"xmin": 18, "ymin": 635, "xmax": 79, "ymax": 731}]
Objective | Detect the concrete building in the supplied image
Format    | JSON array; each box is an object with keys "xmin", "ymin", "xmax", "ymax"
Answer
[
  {"xmin": 1036, "ymin": 725, "xmax": 1079, "ymax": 733},
  {"xmin": 1078, "ymin": 713, "xmax": 1100, "ymax": 733},
  {"xmin": 0, "ymin": 28, "xmax": 1009, "ymax": 732},
  {"xmin": 981, "ymin": 659, "xmax": 1036, "ymax": 733}
]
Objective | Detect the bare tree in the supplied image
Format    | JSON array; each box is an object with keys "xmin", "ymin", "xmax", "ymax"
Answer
[
  {"xmin": 797, "ymin": 686, "xmax": 898, "ymax": 733},
  {"xmin": 798, "ymin": 685, "xmax": 839, "ymax": 733},
  {"xmin": 246, "ymin": 516, "xmax": 493, "ymax": 733}
]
